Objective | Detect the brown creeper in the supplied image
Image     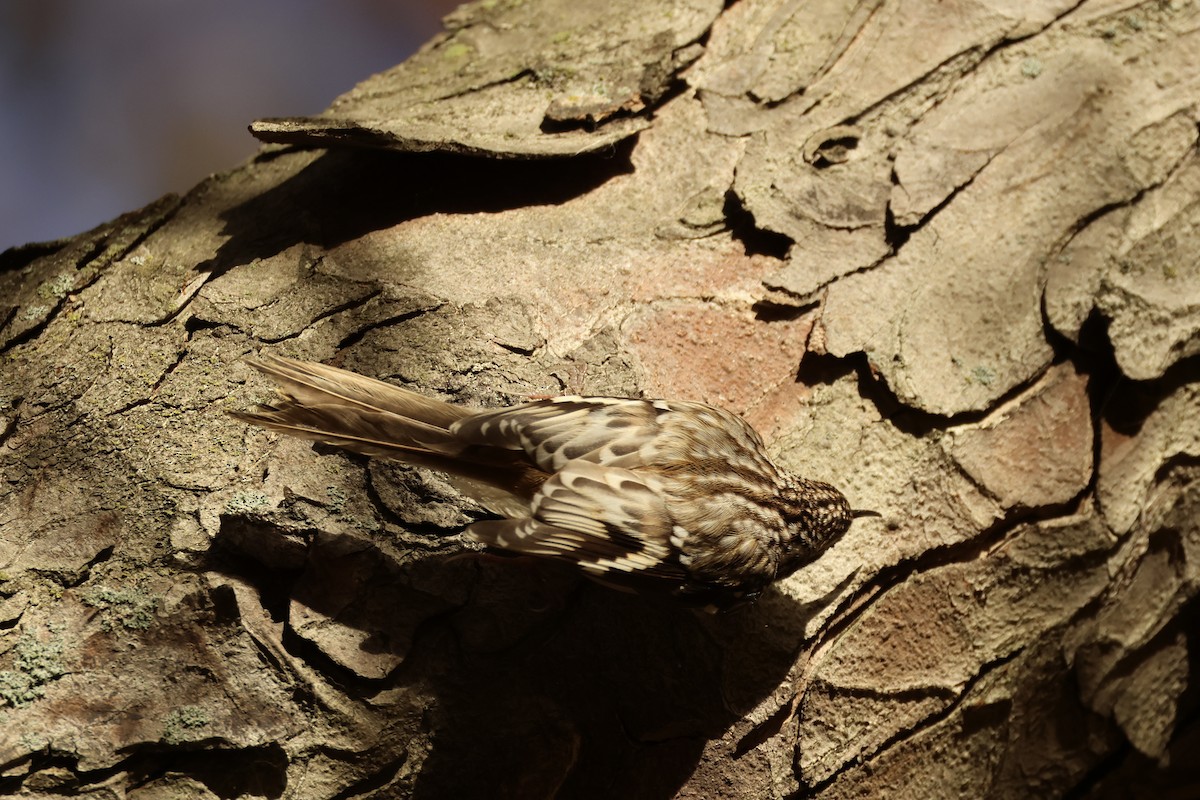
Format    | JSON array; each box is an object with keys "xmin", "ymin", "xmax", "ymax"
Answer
[{"xmin": 232, "ymin": 355, "xmax": 874, "ymax": 610}]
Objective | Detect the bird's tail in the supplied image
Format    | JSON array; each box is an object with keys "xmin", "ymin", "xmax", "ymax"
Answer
[{"xmin": 230, "ymin": 355, "xmax": 475, "ymax": 473}]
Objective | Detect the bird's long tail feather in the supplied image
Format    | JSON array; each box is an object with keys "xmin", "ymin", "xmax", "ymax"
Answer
[
  {"xmin": 232, "ymin": 355, "xmax": 552, "ymax": 516},
  {"xmin": 230, "ymin": 355, "xmax": 474, "ymax": 473}
]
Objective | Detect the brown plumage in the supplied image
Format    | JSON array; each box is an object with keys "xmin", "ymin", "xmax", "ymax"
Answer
[{"xmin": 231, "ymin": 355, "xmax": 873, "ymax": 609}]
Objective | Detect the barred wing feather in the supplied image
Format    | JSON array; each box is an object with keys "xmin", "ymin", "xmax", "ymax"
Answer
[{"xmin": 466, "ymin": 460, "xmax": 686, "ymax": 581}]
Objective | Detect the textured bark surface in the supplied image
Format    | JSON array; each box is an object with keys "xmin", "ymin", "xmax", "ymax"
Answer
[{"xmin": 2, "ymin": 1, "xmax": 1199, "ymax": 797}]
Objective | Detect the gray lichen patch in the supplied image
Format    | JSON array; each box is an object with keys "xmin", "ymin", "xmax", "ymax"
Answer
[
  {"xmin": 0, "ymin": 580, "xmax": 304, "ymax": 773},
  {"xmin": 81, "ymin": 586, "xmax": 159, "ymax": 632},
  {"xmin": 162, "ymin": 704, "xmax": 212, "ymax": 745},
  {"xmin": 224, "ymin": 491, "xmax": 271, "ymax": 515},
  {"xmin": 36, "ymin": 273, "xmax": 76, "ymax": 302},
  {"xmin": 0, "ymin": 631, "xmax": 67, "ymax": 707}
]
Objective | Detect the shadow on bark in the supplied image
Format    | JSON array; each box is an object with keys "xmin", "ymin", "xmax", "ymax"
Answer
[
  {"xmin": 194, "ymin": 142, "xmax": 638, "ymax": 279},
  {"xmin": 210, "ymin": 515, "xmax": 816, "ymax": 798}
]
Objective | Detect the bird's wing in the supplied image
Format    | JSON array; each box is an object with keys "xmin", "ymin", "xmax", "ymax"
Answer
[
  {"xmin": 465, "ymin": 460, "xmax": 687, "ymax": 581},
  {"xmin": 451, "ymin": 396, "xmax": 696, "ymax": 473}
]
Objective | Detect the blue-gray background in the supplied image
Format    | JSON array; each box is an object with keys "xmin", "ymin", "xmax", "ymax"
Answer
[{"xmin": 1, "ymin": 1, "xmax": 458, "ymax": 252}]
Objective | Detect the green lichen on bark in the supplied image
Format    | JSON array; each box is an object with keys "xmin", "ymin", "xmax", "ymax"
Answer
[{"xmin": 0, "ymin": 633, "xmax": 66, "ymax": 707}]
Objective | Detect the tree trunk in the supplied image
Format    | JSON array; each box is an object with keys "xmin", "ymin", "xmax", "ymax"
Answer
[{"xmin": 2, "ymin": 1, "xmax": 1198, "ymax": 797}]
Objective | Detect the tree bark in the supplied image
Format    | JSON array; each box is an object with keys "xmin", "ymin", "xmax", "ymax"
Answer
[{"xmin": 2, "ymin": 1, "xmax": 1198, "ymax": 797}]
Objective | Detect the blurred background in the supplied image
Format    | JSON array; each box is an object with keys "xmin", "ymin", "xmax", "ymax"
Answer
[{"xmin": 1, "ymin": 0, "xmax": 462, "ymax": 252}]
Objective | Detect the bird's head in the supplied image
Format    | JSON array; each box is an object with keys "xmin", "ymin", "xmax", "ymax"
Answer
[{"xmin": 776, "ymin": 478, "xmax": 877, "ymax": 580}]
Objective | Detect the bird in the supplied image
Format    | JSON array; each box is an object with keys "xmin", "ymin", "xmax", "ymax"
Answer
[{"xmin": 230, "ymin": 355, "xmax": 875, "ymax": 610}]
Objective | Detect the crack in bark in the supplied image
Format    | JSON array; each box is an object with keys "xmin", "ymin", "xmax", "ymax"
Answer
[
  {"xmin": 423, "ymin": 67, "xmax": 536, "ymax": 106},
  {"xmin": 0, "ymin": 742, "xmax": 289, "ymax": 797},
  {"xmin": 723, "ymin": 190, "xmax": 792, "ymax": 259},
  {"xmin": 145, "ymin": 271, "xmax": 212, "ymax": 328},
  {"xmin": 258, "ymin": 289, "xmax": 384, "ymax": 345},
  {"xmin": 0, "ymin": 395, "xmax": 21, "ymax": 448},
  {"xmin": 335, "ymin": 304, "xmax": 444, "ymax": 352},
  {"xmin": 2, "ymin": 199, "xmax": 181, "ymax": 354},
  {"xmin": 0, "ymin": 305, "xmax": 16, "ymax": 336},
  {"xmin": 61, "ymin": 545, "xmax": 116, "ymax": 589},
  {"xmin": 797, "ymin": 647, "xmax": 1025, "ymax": 795},
  {"xmin": 773, "ymin": 479, "xmax": 1112, "ymax": 764},
  {"xmin": 105, "ymin": 346, "xmax": 189, "ymax": 418},
  {"xmin": 766, "ymin": 246, "xmax": 895, "ymax": 306},
  {"xmin": 327, "ymin": 752, "xmax": 409, "ymax": 799}
]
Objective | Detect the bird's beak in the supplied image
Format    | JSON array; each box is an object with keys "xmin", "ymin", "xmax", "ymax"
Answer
[{"xmin": 851, "ymin": 508, "xmax": 882, "ymax": 519}]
